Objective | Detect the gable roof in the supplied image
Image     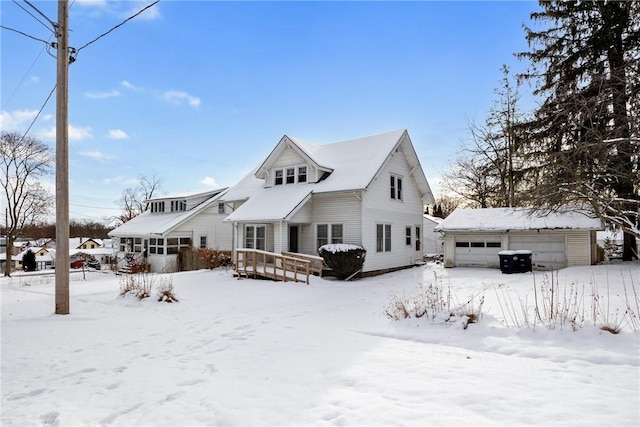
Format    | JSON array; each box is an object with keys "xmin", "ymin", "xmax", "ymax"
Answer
[
  {"xmin": 108, "ymin": 189, "xmax": 227, "ymax": 237},
  {"xmin": 436, "ymin": 207, "xmax": 603, "ymax": 232},
  {"xmin": 224, "ymin": 129, "xmax": 433, "ymax": 213}
]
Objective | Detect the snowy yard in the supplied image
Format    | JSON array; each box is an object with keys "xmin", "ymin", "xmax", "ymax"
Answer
[{"xmin": 2, "ymin": 262, "xmax": 639, "ymax": 426}]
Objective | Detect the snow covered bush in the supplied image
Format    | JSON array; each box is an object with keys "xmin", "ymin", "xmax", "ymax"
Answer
[
  {"xmin": 119, "ymin": 272, "xmax": 177, "ymax": 302},
  {"xmin": 318, "ymin": 244, "xmax": 366, "ymax": 280},
  {"xmin": 385, "ymin": 273, "xmax": 484, "ymax": 329}
]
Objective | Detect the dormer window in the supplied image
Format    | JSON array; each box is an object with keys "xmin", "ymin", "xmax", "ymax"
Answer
[
  {"xmin": 286, "ymin": 168, "xmax": 295, "ymax": 184},
  {"xmin": 273, "ymin": 165, "xmax": 308, "ymax": 186},
  {"xmin": 170, "ymin": 199, "xmax": 186, "ymax": 212},
  {"xmin": 150, "ymin": 201, "xmax": 165, "ymax": 213}
]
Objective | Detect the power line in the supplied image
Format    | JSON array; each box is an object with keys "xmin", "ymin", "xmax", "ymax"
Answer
[
  {"xmin": 20, "ymin": 84, "xmax": 56, "ymax": 142},
  {"xmin": 2, "ymin": 35, "xmax": 52, "ymax": 110},
  {"xmin": 70, "ymin": 203, "xmax": 121, "ymax": 211},
  {"xmin": 12, "ymin": 0, "xmax": 54, "ymax": 34},
  {"xmin": 0, "ymin": 24, "xmax": 52, "ymax": 45},
  {"xmin": 22, "ymin": 0, "xmax": 57, "ymax": 30},
  {"xmin": 75, "ymin": 0, "xmax": 159, "ymax": 57}
]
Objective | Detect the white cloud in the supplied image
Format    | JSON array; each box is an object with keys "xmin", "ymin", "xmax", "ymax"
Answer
[
  {"xmin": 0, "ymin": 109, "xmax": 39, "ymax": 131},
  {"xmin": 38, "ymin": 125, "xmax": 93, "ymax": 141},
  {"xmin": 163, "ymin": 90, "xmax": 201, "ymax": 108},
  {"xmin": 80, "ymin": 150, "xmax": 113, "ymax": 160},
  {"xmin": 85, "ymin": 90, "xmax": 121, "ymax": 99},
  {"xmin": 121, "ymin": 80, "xmax": 140, "ymax": 91},
  {"xmin": 108, "ymin": 129, "xmax": 128, "ymax": 139},
  {"xmin": 201, "ymin": 176, "xmax": 218, "ymax": 187}
]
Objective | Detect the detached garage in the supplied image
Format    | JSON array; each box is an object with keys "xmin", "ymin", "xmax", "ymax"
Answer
[{"xmin": 436, "ymin": 207, "xmax": 603, "ymax": 270}]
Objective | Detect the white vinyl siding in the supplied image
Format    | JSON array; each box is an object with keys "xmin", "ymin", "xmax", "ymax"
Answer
[
  {"xmin": 301, "ymin": 192, "xmax": 361, "ymax": 255},
  {"xmin": 361, "ymin": 137, "xmax": 424, "ymax": 272}
]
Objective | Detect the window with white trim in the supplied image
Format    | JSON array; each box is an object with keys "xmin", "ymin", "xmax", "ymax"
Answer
[
  {"xmin": 298, "ymin": 166, "xmax": 307, "ymax": 183},
  {"xmin": 171, "ymin": 199, "xmax": 186, "ymax": 212},
  {"xmin": 376, "ymin": 224, "xmax": 392, "ymax": 252},
  {"xmin": 286, "ymin": 168, "xmax": 295, "ymax": 184},
  {"xmin": 245, "ymin": 225, "xmax": 266, "ymax": 250},
  {"xmin": 218, "ymin": 203, "xmax": 225, "ymax": 214},
  {"xmin": 150, "ymin": 201, "xmax": 165, "ymax": 213},
  {"xmin": 316, "ymin": 223, "xmax": 343, "ymax": 249},
  {"xmin": 390, "ymin": 175, "xmax": 403, "ymax": 200},
  {"xmin": 275, "ymin": 170, "xmax": 283, "ymax": 185},
  {"xmin": 166, "ymin": 237, "xmax": 191, "ymax": 255},
  {"xmin": 200, "ymin": 236, "xmax": 207, "ymax": 249},
  {"xmin": 148, "ymin": 238, "xmax": 164, "ymax": 254},
  {"xmin": 405, "ymin": 226, "xmax": 412, "ymax": 246}
]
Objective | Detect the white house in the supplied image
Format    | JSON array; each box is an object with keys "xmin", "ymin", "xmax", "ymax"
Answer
[
  {"xmin": 108, "ymin": 188, "xmax": 231, "ymax": 273},
  {"xmin": 222, "ymin": 129, "xmax": 434, "ymax": 275},
  {"xmin": 437, "ymin": 207, "xmax": 603, "ymax": 270}
]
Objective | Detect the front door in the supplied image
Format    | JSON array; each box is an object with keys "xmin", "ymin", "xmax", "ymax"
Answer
[{"xmin": 289, "ymin": 225, "xmax": 299, "ymax": 253}]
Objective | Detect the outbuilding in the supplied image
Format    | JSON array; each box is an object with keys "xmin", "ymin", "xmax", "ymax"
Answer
[{"xmin": 436, "ymin": 207, "xmax": 603, "ymax": 270}]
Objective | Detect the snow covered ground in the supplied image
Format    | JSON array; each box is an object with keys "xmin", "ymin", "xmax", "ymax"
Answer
[{"xmin": 2, "ymin": 262, "xmax": 639, "ymax": 426}]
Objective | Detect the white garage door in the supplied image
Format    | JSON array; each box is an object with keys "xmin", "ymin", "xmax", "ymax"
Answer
[
  {"xmin": 454, "ymin": 235, "xmax": 502, "ymax": 267},
  {"xmin": 509, "ymin": 235, "xmax": 566, "ymax": 270}
]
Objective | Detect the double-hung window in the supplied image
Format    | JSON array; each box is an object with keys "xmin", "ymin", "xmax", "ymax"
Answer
[
  {"xmin": 405, "ymin": 227, "xmax": 412, "ymax": 246},
  {"xmin": 298, "ymin": 166, "xmax": 307, "ymax": 183},
  {"xmin": 377, "ymin": 224, "xmax": 392, "ymax": 252},
  {"xmin": 316, "ymin": 223, "xmax": 344, "ymax": 249},
  {"xmin": 390, "ymin": 175, "xmax": 403, "ymax": 200},
  {"xmin": 245, "ymin": 225, "xmax": 266, "ymax": 250},
  {"xmin": 275, "ymin": 170, "xmax": 283, "ymax": 185},
  {"xmin": 286, "ymin": 168, "xmax": 295, "ymax": 184}
]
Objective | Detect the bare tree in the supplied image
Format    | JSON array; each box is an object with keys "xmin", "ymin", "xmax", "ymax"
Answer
[
  {"xmin": 1, "ymin": 131, "xmax": 54, "ymax": 276},
  {"xmin": 443, "ymin": 66, "xmax": 530, "ymax": 209},
  {"xmin": 116, "ymin": 173, "xmax": 163, "ymax": 224}
]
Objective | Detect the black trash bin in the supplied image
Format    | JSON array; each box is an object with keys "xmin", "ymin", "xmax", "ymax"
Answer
[
  {"xmin": 515, "ymin": 250, "xmax": 532, "ymax": 273},
  {"xmin": 498, "ymin": 251, "xmax": 518, "ymax": 274}
]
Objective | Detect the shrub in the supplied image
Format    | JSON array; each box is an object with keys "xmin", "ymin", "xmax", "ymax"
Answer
[
  {"xmin": 178, "ymin": 247, "xmax": 232, "ymax": 271},
  {"xmin": 318, "ymin": 244, "xmax": 366, "ymax": 280},
  {"xmin": 385, "ymin": 273, "xmax": 484, "ymax": 329},
  {"xmin": 119, "ymin": 272, "xmax": 177, "ymax": 302}
]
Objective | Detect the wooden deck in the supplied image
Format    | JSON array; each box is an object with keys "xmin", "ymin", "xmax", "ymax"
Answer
[{"xmin": 234, "ymin": 249, "xmax": 324, "ymax": 284}]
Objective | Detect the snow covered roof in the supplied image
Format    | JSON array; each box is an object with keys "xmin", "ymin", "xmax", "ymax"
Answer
[
  {"xmin": 225, "ymin": 185, "xmax": 312, "ymax": 222},
  {"xmin": 436, "ymin": 207, "xmax": 603, "ymax": 232},
  {"xmin": 423, "ymin": 214, "xmax": 443, "ymax": 225},
  {"xmin": 108, "ymin": 190, "xmax": 226, "ymax": 237},
  {"xmin": 223, "ymin": 130, "xmax": 433, "ymax": 221},
  {"xmin": 146, "ymin": 188, "xmax": 226, "ymax": 202}
]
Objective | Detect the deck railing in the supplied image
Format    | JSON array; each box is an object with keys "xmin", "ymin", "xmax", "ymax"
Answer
[
  {"xmin": 235, "ymin": 249, "xmax": 312, "ymax": 284},
  {"xmin": 281, "ymin": 251, "xmax": 324, "ymax": 277}
]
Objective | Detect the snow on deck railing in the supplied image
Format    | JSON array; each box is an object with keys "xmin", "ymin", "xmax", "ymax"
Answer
[{"xmin": 235, "ymin": 249, "xmax": 312, "ymax": 284}]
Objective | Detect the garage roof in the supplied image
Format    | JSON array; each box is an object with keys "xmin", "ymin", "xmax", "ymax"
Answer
[{"xmin": 436, "ymin": 207, "xmax": 603, "ymax": 232}]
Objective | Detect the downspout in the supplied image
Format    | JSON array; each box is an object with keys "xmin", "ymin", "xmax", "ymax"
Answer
[{"xmin": 280, "ymin": 220, "xmax": 284, "ymax": 253}]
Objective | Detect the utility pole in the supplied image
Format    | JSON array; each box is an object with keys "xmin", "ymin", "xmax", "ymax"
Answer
[{"xmin": 55, "ymin": 0, "xmax": 70, "ymax": 314}]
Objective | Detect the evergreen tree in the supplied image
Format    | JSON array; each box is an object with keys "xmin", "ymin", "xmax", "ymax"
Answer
[
  {"xmin": 518, "ymin": 0, "xmax": 639, "ymax": 260},
  {"xmin": 22, "ymin": 249, "xmax": 37, "ymax": 272}
]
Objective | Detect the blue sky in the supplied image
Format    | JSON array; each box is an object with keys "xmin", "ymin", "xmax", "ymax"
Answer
[{"xmin": 1, "ymin": 0, "xmax": 538, "ymax": 224}]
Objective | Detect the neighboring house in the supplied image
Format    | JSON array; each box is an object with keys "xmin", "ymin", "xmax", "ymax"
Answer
[
  {"xmin": 70, "ymin": 238, "xmax": 103, "ymax": 250},
  {"xmin": 423, "ymin": 214, "xmax": 444, "ymax": 257},
  {"xmin": 14, "ymin": 247, "xmax": 55, "ymax": 270},
  {"xmin": 436, "ymin": 207, "xmax": 603, "ymax": 270},
  {"xmin": 223, "ymin": 129, "xmax": 434, "ymax": 275},
  {"xmin": 108, "ymin": 188, "xmax": 231, "ymax": 273}
]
